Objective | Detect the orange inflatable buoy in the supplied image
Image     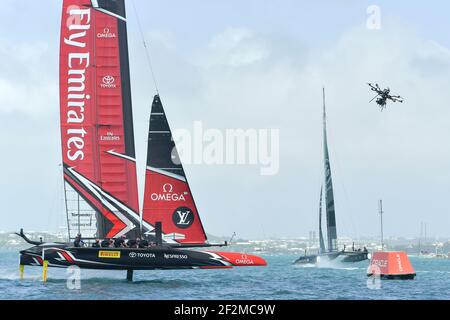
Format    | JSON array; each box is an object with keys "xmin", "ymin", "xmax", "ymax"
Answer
[{"xmin": 367, "ymin": 251, "xmax": 416, "ymax": 280}]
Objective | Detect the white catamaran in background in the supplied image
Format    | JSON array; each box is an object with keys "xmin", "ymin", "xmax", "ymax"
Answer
[
  {"xmin": 17, "ymin": 0, "xmax": 266, "ymax": 281},
  {"xmin": 294, "ymin": 89, "xmax": 368, "ymax": 265}
]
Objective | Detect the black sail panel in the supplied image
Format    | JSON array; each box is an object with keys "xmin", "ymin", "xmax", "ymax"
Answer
[
  {"xmin": 318, "ymin": 185, "xmax": 326, "ymax": 254},
  {"xmin": 146, "ymin": 96, "xmax": 185, "ymax": 175},
  {"xmin": 323, "ymin": 89, "xmax": 338, "ymax": 252}
]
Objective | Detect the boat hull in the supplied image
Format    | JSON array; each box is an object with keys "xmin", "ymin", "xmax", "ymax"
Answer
[
  {"xmin": 293, "ymin": 251, "xmax": 368, "ymax": 265},
  {"xmin": 340, "ymin": 251, "xmax": 369, "ymax": 263},
  {"xmin": 293, "ymin": 255, "xmax": 319, "ymax": 264},
  {"xmin": 293, "ymin": 252, "xmax": 341, "ymax": 265},
  {"xmin": 20, "ymin": 244, "xmax": 267, "ymax": 270}
]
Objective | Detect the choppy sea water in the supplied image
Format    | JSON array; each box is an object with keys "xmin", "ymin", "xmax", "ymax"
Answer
[{"xmin": 1, "ymin": 249, "xmax": 450, "ymax": 300}]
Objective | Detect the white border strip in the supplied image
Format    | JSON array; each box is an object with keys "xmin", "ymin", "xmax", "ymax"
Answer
[
  {"xmin": 107, "ymin": 150, "xmax": 136, "ymax": 162},
  {"xmin": 97, "ymin": 8, "xmax": 127, "ymax": 22},
  {"xmin": 91, "ymin": 0, "xmax": 127, "ymax": 22},
  {"xmin": 147, "ymin": 166, "xmax": 187, "ymax": 182}
]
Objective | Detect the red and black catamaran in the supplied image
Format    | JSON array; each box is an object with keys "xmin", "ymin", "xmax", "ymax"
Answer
[{"xmin": 18, "ymin": 0, "xmax": 266, "ymax": 280}]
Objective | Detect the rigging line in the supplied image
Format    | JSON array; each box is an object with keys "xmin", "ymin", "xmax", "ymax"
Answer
[
  {"xmin": 47, "ymin": 164, "xmax": 63, "ymax": 234},
  {"xmin": 130, "ymin": 0, "xmax": 160, "ymax": 95}
]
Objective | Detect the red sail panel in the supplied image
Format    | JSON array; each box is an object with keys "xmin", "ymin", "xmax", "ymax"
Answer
[
  {"xmin": 142, "ymin": 96, "xmax": 207, "ymax": 244},
  {"xmin": 60, "ymin": 0, "xmax": 139, "ymax": 239},
  {"xmin": 143, "ymin": 171, "xmax": 207, "ymax": 244}
]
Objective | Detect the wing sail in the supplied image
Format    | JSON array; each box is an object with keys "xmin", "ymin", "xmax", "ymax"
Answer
[
  {"xmin": 60, "ymin": 0, "xmax": 139, "ymax": 240},
  {"xmin": 322, "ymin": 89, "xmax": 338, "ymax": 252}
]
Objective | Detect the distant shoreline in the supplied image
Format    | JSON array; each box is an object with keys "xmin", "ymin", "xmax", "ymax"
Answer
[{"xmin": 1, "ymin": 232, "xmax": 449, "ymax": 256}]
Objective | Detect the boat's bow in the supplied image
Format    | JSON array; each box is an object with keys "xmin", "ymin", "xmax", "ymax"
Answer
[{"xmin": 208, "ymin": 251, "xmax": 267, "ymax": 267}]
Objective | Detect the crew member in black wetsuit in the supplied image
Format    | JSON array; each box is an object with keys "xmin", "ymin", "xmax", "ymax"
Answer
[
  {"xmin": 139, "ymin": 238, "xmax": 149, "ymax": 248},
  {"xmin": 114, "ymin": 235, "xmax": 127, "ymax": 248},
  {"xmin": 127, "ymin": 238, "xmax": 137, "ymax": 248},
  {"xmin": 92, "ymin": 239, "xmax": 100, "ymax": 248},
  {"xmin": 101, "ymin": 239, "xmax": 111, "ymax": 248},
  {"xmin": 74, "ymin": 233, "xmax": 85, "ymax": 248}
]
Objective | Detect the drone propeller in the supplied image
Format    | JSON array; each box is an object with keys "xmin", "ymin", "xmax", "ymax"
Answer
[{"xmin": 368, "ymin": 83, "xmax": 382, "ymax": 93}]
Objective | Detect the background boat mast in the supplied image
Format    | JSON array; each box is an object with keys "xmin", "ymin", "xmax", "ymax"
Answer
[{"xmin": 379, "ymin": 199, "xmax": 384, "ymax": 251}]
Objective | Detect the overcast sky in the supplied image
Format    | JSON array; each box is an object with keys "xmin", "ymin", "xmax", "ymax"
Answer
[{"xmin": 1, "ymin": 1, "xmax": 449, "ymax": 240}]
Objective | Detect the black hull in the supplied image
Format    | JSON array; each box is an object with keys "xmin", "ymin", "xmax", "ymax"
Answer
[
  {"xmin": 294, "ymin": 251, "xmax": 369, "ymax": 265},
  {"xmin": 340, "ymin": 251, "xmax": 369, "ymax": 263},
  {"xmin": 293, "ymin": 255, "xmax": 319, "ymax": 264},
  {"xmin": 293, "ymin": 252, "xmax": 341, "ymax": 265},
  {"xmin": 19, "ymin": 244, "xmax": 266, "ymax": 270}
]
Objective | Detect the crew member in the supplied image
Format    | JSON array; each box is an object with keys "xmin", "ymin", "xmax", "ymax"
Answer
[
  {"xmin": 101, "ymin": 239, "xmax": 111, "ymax": 248},
  {"xmin": 139, "ymin": 238, "xmax": 149, "ymax": 248},
  {"xmin": 74, "ymin": 233, "xmax": 85, "ymax": 248},
  {"xmin": 127, "ymin": 238, "xmax": 137, "ymax": 248},
  {"xmin": 114, "ymin": 235, "xmax": 127, "ymax": 248},
  {"xmin": 92, "ymin": 239, "xmax": 101, "ymax": 248}
]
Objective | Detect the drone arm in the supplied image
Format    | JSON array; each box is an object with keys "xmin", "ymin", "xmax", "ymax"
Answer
[
  {"xmin": 388, "ymin": 95, "xmax": 404, "ymax": 102},
  {"xmin": 369, "ymin": 94, "xmax": 380, "ymax": 103}
]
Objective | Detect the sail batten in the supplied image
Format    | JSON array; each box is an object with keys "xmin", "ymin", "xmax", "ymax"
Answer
[{"xmin": 322, "ymin": 88, "xmax": 338, "ymax": 252}]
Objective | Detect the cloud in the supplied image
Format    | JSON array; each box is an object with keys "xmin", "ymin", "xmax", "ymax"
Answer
[
  {"xmin": 203, "ymin": 27, "xmax": 270, "ymax": 68},
  {"xmin": 0, "ymin": 41, "xmax": 58, "ymax": 115},
  {"xmin": 169, "ymin": 22, "xmax": 450, "ymax": 238}
]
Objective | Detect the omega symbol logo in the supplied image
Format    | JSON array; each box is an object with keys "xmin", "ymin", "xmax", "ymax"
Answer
[{"xmin": 163, "ymin": 183, "xmax": 173, "ymax": 193}]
